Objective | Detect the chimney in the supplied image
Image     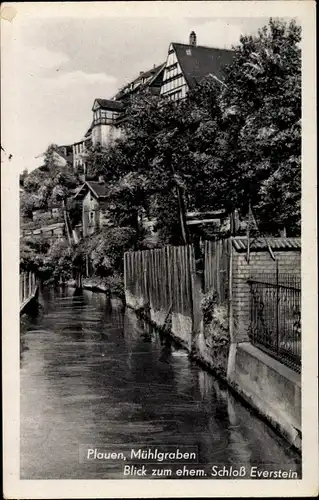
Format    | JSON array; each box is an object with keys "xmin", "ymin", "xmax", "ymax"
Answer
[
  {"xmin": 98, "ymin": 175, "xmax": 105, "ymax": 184},
  {"xmin": 189, "ymin": 31, "xmax": 197, "ymax": 47}
]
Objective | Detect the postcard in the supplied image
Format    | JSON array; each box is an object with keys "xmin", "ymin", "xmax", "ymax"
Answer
[{"xmin": 1, "ymin": 1, "xmax": 317, "ymax": 498}]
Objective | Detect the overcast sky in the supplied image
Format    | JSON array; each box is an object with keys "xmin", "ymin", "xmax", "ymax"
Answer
[{"xmin": 1, "ymin": 4, "xmax": 289, "ymax": 172}]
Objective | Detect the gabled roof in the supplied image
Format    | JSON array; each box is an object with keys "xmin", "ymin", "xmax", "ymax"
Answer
[
  {"xmin": 93, "ymin": 99, "xmax": 124, "ymax": 112},
  {"xmin": 172, "ymin": 43, "xmax": 234, "ymax": 89},
  {"xmin": 74, "ymin": 180, "xmax": 108, "ymax": 199}
]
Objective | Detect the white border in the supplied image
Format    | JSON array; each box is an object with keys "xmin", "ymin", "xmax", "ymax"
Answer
[{"xmin": 1, "ymin": 1, "xmax": 318, "ymax": 498}]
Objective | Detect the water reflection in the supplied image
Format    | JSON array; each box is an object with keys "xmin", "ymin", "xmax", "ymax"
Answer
[{"xmin": 20, "ymin": 287, "xmax": 301, "ymax": 479}]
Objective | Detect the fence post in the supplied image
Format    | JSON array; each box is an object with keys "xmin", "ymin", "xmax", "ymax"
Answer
[
  {"xmin": 24, "ymin": 273, "xmax": 27, "ymax": 301},
  {"xmin": 167, "ymin": 246, "xmax": 172, "ymax": 310},
  {"xmin": 189, "ymin": 245, "xmax": 201, "ymax": 350},
  {"xmin": 228, "ymin": 237, "xmax": 234, "ymax": 344},
  {"xmin": 123, "ymin": 252, "xmax": 127, "ymax": 296},
  {"xmin": 86, "ymin": 254, "xmax": 89, "ymax": 278},
  {"xmin": 276, "ymin": 261, "xmax": 279, "ymax": 354},
  {"xmin": 143, "ymin": 251, "xmax": 150, "ymax": 307}
]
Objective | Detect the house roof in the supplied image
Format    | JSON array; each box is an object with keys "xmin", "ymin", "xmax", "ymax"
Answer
[
  {"xmin": 84, "ymin": 122, "xmax": 93, "ymax": 138},
  {"xmin": 57, "ymin": 145, "xmax": 73, "ymax": 163},
  {"xmin": 172, "ymin": 43, "xmax": 234, "ymax": 89},
  {"xmin": 232, "ymin": 236, "xmax": 301, "ymax": 252},
  {"xmin": 74, "ymin": 180, "xmax": 108, "ymax": 199},
  {"xmin": 141, "ymin": 63, "xmax": 165, "ymax": 80},
  {"xmin": 93, "ymin": 99, "xmax": 124, "ymax": 111},
  {"xmin": 115, "ymin": 63, "xmax": 165, "ymax": 100}
]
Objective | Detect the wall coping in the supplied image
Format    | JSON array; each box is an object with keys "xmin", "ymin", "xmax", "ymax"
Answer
[
  {"xmin": 232, "ymin": 236, "xmax": 301, "ymax": 252},
  {"xmin": 237, "ymin": 342, "xmax": 301, "ymax": 388}
]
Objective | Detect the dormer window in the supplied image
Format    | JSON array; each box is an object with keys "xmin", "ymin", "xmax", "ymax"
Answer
[{"xmin": 186, "ymin": 49, "xmax": 192, "ymax": 56}]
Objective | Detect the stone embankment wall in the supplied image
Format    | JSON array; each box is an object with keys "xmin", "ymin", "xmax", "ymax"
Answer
[{"xmin": 124, "ymin": 238, "xmax": 301, "ymax": 450}]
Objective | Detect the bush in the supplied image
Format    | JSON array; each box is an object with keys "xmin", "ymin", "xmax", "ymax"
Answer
[
  {"xmin": 83, "ymin": 226, "xmax": 137, "ymax": 277},
  {"xmin": 201, "ymin": 289, "xmax": 229, "ymax": 344},
  {"xmin": 39, "ymin": 239, "xmax": 73, "ymax": 284},
  {"xmin": 201, "ymin": 288, "xmax": 217, "ymax": 324},
  {"xmin": 105, "ymin": 273, "xmax": 124, "ymax": 298}
]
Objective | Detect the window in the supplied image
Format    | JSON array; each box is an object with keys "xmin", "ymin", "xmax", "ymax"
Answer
[
  {"xmin": 167, "ymin": 90, "xmax": 183, "ymax": 102},
  {"xmin": 163, "ymin": 73, "xmax": 184, "ymax": 85},
  {"xmin": 89, "ymin": 211, "xmax": 95, "ymax": 223},
  {"xmin": 166, "ymin": 63, "xmax": 178, "ymax": 72}
]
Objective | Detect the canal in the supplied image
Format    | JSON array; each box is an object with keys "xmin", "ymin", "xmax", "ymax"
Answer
[{"xmin": 20, "ymin": 287, "xmax": 301, "ymax": 479}]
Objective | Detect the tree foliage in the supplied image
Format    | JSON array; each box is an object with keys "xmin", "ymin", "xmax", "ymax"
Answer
[
  {"xmin": 219, "ymin": 18, "xmax": 301, "ymax": 233},
  {"xmin": 22, "ymin": 144, "xmax": 79, "ymax": 214},
  {"xmin": 75, "ymin": 226, "xmax": 138, "ymax": 278}
]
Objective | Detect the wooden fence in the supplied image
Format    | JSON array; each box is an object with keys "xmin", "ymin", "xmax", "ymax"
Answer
[
  {"xmin": 203, "ymin": 239, "xmax": 230, "ymax": 302},
  {"xmin": 124, "ymin": 245, "xmax": 196, "ymax": 318},
  {"xmin": 20, "ymin": 271, "xmax": 37, "ymax": 307}
]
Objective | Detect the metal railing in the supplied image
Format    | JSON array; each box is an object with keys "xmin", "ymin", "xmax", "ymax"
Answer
[
  {"xmin": 248, "ymin": 272, "xmax": 301, "ymax": 372},
  {"xmin": 20, "ymin": 271, "xmax": 37, "ymax": 306}
]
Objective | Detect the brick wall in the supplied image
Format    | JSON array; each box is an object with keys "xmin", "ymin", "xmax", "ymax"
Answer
[{"xmin": 231, "ymin": 250, "xmax": 301, "ymax": 343}]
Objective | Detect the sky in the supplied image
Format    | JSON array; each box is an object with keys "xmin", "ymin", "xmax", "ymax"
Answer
[{"xmin": 1, "ymin": 3, "xmax": 286, "ymax": 173}]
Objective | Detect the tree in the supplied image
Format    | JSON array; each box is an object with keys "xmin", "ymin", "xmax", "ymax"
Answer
[
  {"xmin": 20, "ymin": 236, "xmax": 50, "ymax": 272},
  {"xmin": 39, "ymin": 239, "xmax": 73, "ymax": 283},
  {"xmin": 23, "ymin": 144, "xmax": 79, "ymax": 206},
  {"xmin": 219, "ymin": 18, "xmax": 301, "ymax": 234},
  {"xmin": 19, "ymin": 169, "xmax": 28, "ymax": 188},
  {"xmin": 79, "ymin": 226, "xmax": 137, "ymax": 277},
  {"xmin": 84, "ymin": 85, "xmax": 225, "ymax": 244}
]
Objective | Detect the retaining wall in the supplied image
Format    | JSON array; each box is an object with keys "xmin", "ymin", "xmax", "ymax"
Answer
[{"xmin": 227, "ymin": 342, "xmax": 301, "ymax": 450}]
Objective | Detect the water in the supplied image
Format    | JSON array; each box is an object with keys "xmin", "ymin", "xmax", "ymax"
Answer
[{"xmin": 20, "ymin": 287, "xmax": 301, "ymax": 479}]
